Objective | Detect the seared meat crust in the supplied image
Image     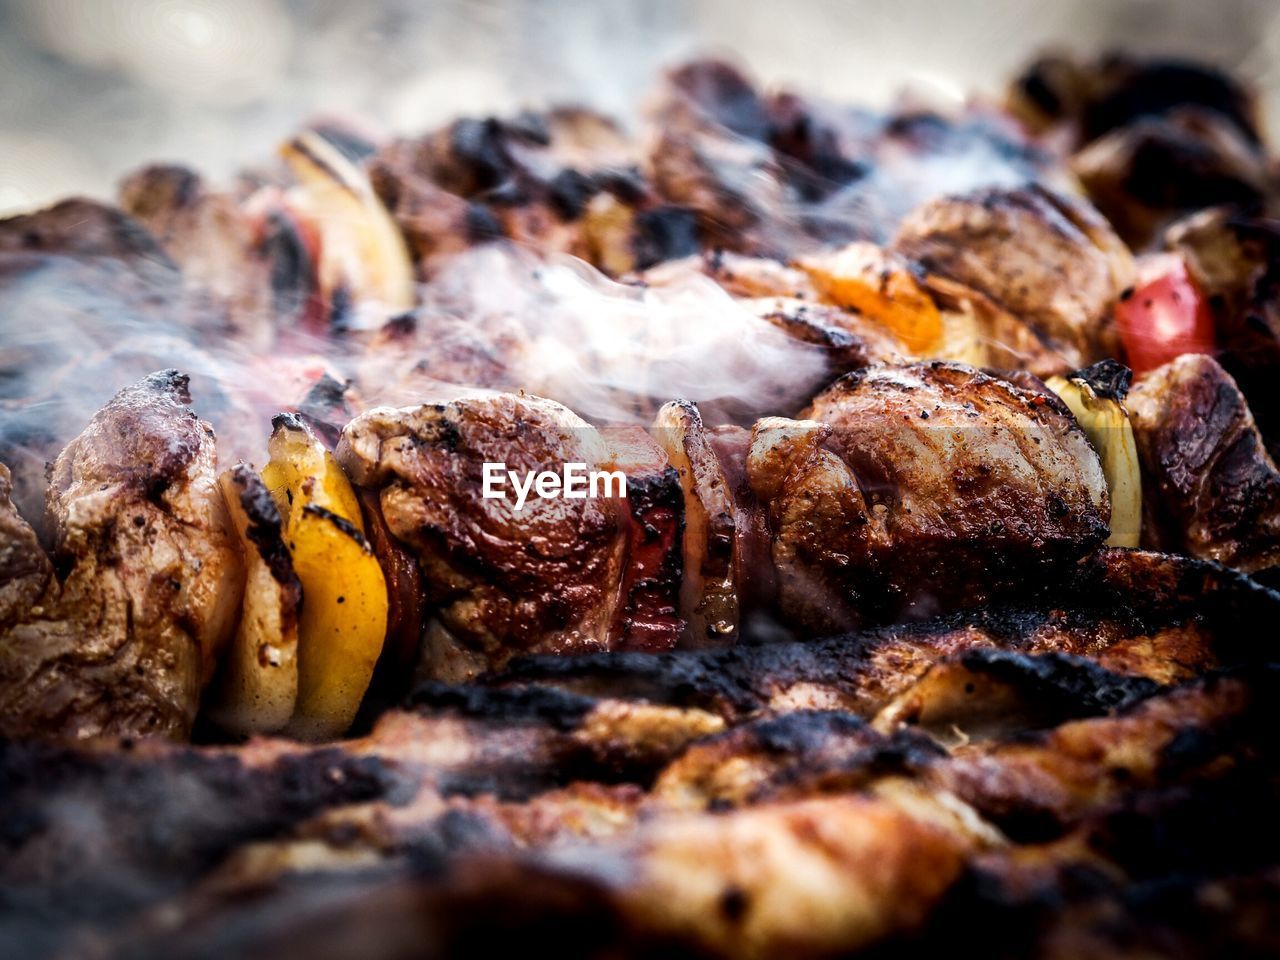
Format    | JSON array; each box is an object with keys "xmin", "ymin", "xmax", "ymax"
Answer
[
  {"xmin": 1127, "ymin": 354, "xmax": 1280, "ymax": 572},
  {"xmin": 0, "ymin": 371, "xmax": 241, "ymax": 740},
  {"xmin": 893, "ymin": 185, "xmax": 1133, "ymax": 371},
  {"xmin": 337, "ymin": 394, "xmax": 628, "ymax": 679},
  {"xmin": 750, "ymin": 362, "xmax": 1109, "ymax": 630}
]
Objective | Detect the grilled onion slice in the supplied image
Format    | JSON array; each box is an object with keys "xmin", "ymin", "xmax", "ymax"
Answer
[
  {"xmin": 652, "ymin": 400, "xmax": 739, "ymax": 647},
  {"xmin": 280, "ymin": 132, "xmax": 415, "ymax": 323},
  {"xmin": 210, "ymin": 464, "xmax": 301, "ymax": 736},
  {"xmin": 1047, "ymin": 361, "xmax": 1142, "ymax": 548}
]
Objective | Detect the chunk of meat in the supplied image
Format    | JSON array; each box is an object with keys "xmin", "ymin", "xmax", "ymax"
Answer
[
  {"xmin": 597, "ymin": 426, "xmax": 684, "ymax": 653},
  {"xmin": 1164, "ymin": 208, "xmax": 1280, "ymax": 445},
  {"xmin": 119, "ymin": 164, "xmax": 275, "ymax": 349},
  {"xmin": 749, "ymin": 363, "xmax": 1109, "ymax": 631},
  {"xmin": 0, "ymin": 370, "xmax": 242, "ymax": 740},
  {"xmin": 646, "ymin": 63, "xmax": 796, "ymax": 256},
  {"xmin": 1127, "ymin": 354, "xmax": 1280, "ymax": 573},
  {"xmin": 892, "ymin": 185, "xmax": 1135, "ymax": 371},
  {"xmin": 336, "ymin": 393, "xmax": 629, "ymax": 680},
  {"xmin": 1008, "ymin": 53, "xmax": 1268, "ymax": 248},
  {"xmin": 1072, "ymin": 110, "xmax": 1269, "ymax": 249}
]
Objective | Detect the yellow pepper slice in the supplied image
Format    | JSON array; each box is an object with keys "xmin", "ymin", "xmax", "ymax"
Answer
[{"xmin": 263, "ymin": 414, "xmax": 388, "ymax": 740}]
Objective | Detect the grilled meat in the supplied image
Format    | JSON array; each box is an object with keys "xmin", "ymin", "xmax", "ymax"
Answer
[
  {"xmin": 1008, "ymin": 53, "xmax": 1270, "ymax": 248},
  {"xmin": 1127, "ymin": 354, "xmax": 1280, "ymax": 573},
  {"xmin": 119, "ymin": 165, "xmax": 275, "ymax": 350},
  {"xmin": 4, "ymin": 639, "xmax": 1276, "ymax": 959},
  {"xmin": 0, "ymin": 198, "xmax": 282, "ymax": 524},
  {"xmin": 4, "ymin": 47, "xmax": 1280, "ymax": 960},
  {"xmin": 1164, "ymin": 207, "xmax": 1280, "ymax": 444},
  {"xmin": 753, "ymin": 362, "xmax": 1109, "ymax": 630},
  {"xmin": 336, "ymin": 394, "xmax": 645, "ymax": 678},
  {"xmin": 1072, "ymin": 110, "xmax": 1270, "ymax": 250},
  {"xmin": 937, "ymin": 664, "xmax": 1280, "ymax": 838},
  {"xmin": 491, "ymin": 547, "xmax": 1273, "ymax": 725},
  {"xmin": 892, "ymin": 185, "xmax": 1135, "ymax": 372},
  {"xmin": 0, "ymin": 371, "xmax": 242, "ymax": 740}
]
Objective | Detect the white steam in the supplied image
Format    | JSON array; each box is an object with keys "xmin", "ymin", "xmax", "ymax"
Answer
[{"xmin": 365, "ymin": 244, "xmax": 834, "ymax": 424}]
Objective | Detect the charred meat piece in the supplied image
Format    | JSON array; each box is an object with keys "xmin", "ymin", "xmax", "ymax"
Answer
[
  {"xmin": 750, "ymin": 363, "xmax": 1109, "ymax": 631},
  {"xmin": 0, "ymin": 371, "xmax": 242, "ymax": 740},
  {"xmin": 2, "ymin": 551, "xmax": 1275, "ymax": 958},
  {"xmin": 392, "ymin": 683, "xmax": 724, "ymax": 798},
  {"xmin": 367, "ymin": 143, "xmax": 477, "ymax": 277},
  {"xmin": 493, "ymin": 547, "xmax": 1273, "ymax": 722},
  {"xmin": 1165, "ymin": 207, "xmax": 1280, "ymax": 444},
  {"xmin": 646, "ymin": 61, "xmax": 797, "ymax": 256},
  {"xmin": 337, "ymin": 394, "xmax": 635, "ymax": 679},
  {"xmin": 1072, "ymin": 110, "xmax": 1270, "ymax": 249},
  {"xmin": 1127, "ymin": 354, "xmax": 1280, "ymax": 573},
  {"xmin": 598, "ymin": 426, "xmax": 685, "ymax": 653},
  {"xmin": 873, "ymin": 649, "xmax": 1162, "ymax": 746},
  {"xmin": 0, "ymin": 734, "xmax": 402, "ymax": 959},
  {"xmin": 1010, "ymin": 54, "xmax": 1262, "ymax": 146},
  {"xmin": 651, "ymin": 710, "xmax": 947, "ymax": 811},
  {"xmin": 892, "ymin": 185, "xmax": 1135, "ymax": 371},
  {"xmin": 0, "ymin": 199, "xmax": 259, "ymax": 525},
  {"xmin": 938, "ymin": 664, "xmax": 1280, "ymax": 840},
  {"xmin": 368, "ymin": 106, "xmax": 684, "ymax": 278},
  {"xmin": 1008, "ymin": 53, "xmax": 1268, "ymax": 248}
]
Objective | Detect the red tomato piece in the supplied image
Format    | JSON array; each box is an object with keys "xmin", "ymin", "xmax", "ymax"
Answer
[{"xmin": 1115, "ymin": 253, "xmax": 1215, "ymax": 375}]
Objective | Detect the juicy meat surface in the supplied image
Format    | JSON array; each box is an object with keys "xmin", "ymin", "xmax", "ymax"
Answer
[
  {"xmin": 0, "ymin": 370, "xmax": 242, "ymax": 740},
  {"xmin": 892, "ymin": 185, "xmax": 1134, "ymax": 372},
  {"xmin": 749, "ymin": 362, "xmax": 1110, "ymax": 630},
  {"xmin": 1127, "ymin": 353, "xmax": 1280, "ymax": 572},
  {"xmin": 337, "ymin": 393, "xmax": 631, "ymax": 680}
]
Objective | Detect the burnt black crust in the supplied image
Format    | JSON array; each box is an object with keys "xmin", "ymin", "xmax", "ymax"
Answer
[
  {"xmin": 301, "ymin": 503, "xmax": 373, "ymax": 553},
  {"xmin": 955, "ymin": 648, "xmax": 1162, "ymax": 714},
  {"xmin": 405, "ymin": 681, "xmax": 596, "ymax": 732},
  {"xmin": 1071, "ymin": 359, "xmax": 1133, "ymax": 401},
  {"xmin": 227, "ymin": 463, "xmax": 297, "ymax": 587},
  {"xmin": 0, "ymin": 738, "xmax": 400, "ymax": 948}
]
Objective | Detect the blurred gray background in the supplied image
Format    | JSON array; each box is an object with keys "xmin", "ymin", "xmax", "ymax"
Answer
[{"xmin": 2, "ymin": 0, "xmax": 1279, "ymax": 215}]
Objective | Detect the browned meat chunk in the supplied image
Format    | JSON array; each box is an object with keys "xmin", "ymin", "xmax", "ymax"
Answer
[
  {"xmin": 1072, "ymin": 110, "xmax": 1270, "ymax": 249},
  {"xmin": 1165, "ymin": 208, "xmax": 1280, "ymax": 444},
  {"xmin": 0, "ymin": 199, "xmax": 257, "ymax": 524},
  {"xmin": 119, "ymin": 164, "xmax": 275, "ymax": 349},
  {"xmin": 748, "ymin": 362, "xmax": 1109, "ymax": 631},
  {"xmin": 1127, "ymin": 354, "xmax": 1280, "ymax": 573},
  {"xmin": 0, "ymin": 371, "xmax": 242, "ymax": 740},
  {"xmin": 1008, "ymin": 54, "xmax": 1269, "ymax": 248},
  {"xmin": 892, "ymin": 185, "xmax": 1134, "ymax": 371},
  {"xmin": 337, "ymin": 393, "xmax": 638, "ymax": 680},
  {"xmin": 646, "ymin": 62, "xmax": 795, "ymax": 256}
]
